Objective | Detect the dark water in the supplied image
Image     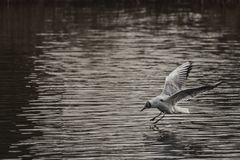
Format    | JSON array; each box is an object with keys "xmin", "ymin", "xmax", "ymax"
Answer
[{"xmin": 0, "ymin": 2, "xmax": 240, "ymax": 159}]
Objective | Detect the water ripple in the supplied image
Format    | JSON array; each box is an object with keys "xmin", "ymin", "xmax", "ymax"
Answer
[{"xmin": 0, "ymin": 3, "xmax": 240, "ymax": 160}]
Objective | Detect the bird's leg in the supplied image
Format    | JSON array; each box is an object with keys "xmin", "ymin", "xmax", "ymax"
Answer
[
  {"xmin": 153, "ymin": 112, "xmax": 166, "ymax": 124},
  {"xmin": 150, "ymin": 112, "xmax": 162, "ymax": 121},
  {"xmin": 150, "ymin": 124, "xmax": 159, "ymax": 131}
]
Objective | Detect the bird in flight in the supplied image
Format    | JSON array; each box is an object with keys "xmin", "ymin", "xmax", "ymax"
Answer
[{"xmin": 140, "ymin": 62, "xmax": 222, "ymax": 124}]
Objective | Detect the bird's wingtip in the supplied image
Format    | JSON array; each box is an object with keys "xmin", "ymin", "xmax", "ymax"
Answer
[
  {"xmin": 214, "ymin": 81, "xmax": 222, "ymax": 87},
  {"xmin": 185, "ymin": 61, "xmax": 193, "ymax": 78},
  {"xmin": 188, "ymin": 61, "xmax": 193, "ymax": 65},
  {"xmin": 182, "ymin": 61, "xmax": 193, "ymax": 66}
]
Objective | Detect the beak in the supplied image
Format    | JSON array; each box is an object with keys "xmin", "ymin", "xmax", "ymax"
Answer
[{"xmin": 140, "ymin": 107, "xmax": 146, "ymax": 112}]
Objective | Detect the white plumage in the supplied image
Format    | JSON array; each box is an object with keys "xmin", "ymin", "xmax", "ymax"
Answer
[{"xmin": 141, "ymin": 62, "xmax": 221, "ymax": 124}]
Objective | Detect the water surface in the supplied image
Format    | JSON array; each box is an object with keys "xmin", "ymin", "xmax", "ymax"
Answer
[{"xmin": 0, "ymin": 2, "xmax": 240, "ymax": 159}]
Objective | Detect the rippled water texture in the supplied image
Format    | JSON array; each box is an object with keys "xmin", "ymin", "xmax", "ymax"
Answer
[{"xmin": 0, "ymin": 2, "xmax": 240, "ymax": 159}]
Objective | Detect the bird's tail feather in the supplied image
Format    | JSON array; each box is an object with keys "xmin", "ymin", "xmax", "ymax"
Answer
[{"xmin": 174, "ymin": 106, "xmax": 190, "ymax": 113}]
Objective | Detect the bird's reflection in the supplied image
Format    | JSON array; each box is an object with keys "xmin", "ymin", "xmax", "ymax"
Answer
[{"xmin": 143, "ymin": 124, "xmax": 205, "ymax": 158}]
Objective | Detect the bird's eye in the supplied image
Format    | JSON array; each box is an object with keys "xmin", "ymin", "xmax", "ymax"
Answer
[{"xmin": 160, "ymin": 99, "xmax": 163, "ymax": 101}]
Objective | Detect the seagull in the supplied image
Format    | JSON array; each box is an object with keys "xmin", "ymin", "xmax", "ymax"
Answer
[{"xmin": 140, "ymin": 62, "xmax": 222, "ymax": 124}]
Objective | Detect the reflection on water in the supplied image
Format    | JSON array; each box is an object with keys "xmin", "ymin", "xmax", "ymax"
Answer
[
  {"xmin": 0, "ymin": 1, "xmax": 240, "ymax": 159},
  {"xmin": 144, "ymin": 127, "xmax": 205, "ymax": 158}
]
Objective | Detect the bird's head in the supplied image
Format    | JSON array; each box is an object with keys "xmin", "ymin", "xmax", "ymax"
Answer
[{"xmin": 140, "ymin": 100, "xmax": 152, "ymax": 111}]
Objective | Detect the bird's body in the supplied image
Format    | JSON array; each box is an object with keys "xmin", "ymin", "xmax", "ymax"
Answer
[
  {"xmin": 149, "ymin": 96, "xmax": 173, "ymax": 114},
  {"xmin": 141, "ymin": 62, "xmax": 221, "ymax": 123}
]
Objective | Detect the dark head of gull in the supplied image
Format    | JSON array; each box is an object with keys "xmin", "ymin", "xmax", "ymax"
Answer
[{"xmin": 141, "ymin": 101, "xmax": 151, "ymax": 111}]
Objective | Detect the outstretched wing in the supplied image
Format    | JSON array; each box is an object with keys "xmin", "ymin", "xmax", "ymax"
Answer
[
  {"xmin": 166, "ymin": 81, "xmax": 222, "ymax": 105},
  {"xmin": 160, "ymin": 62, "xmax": 192, "ymax": 97}
]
